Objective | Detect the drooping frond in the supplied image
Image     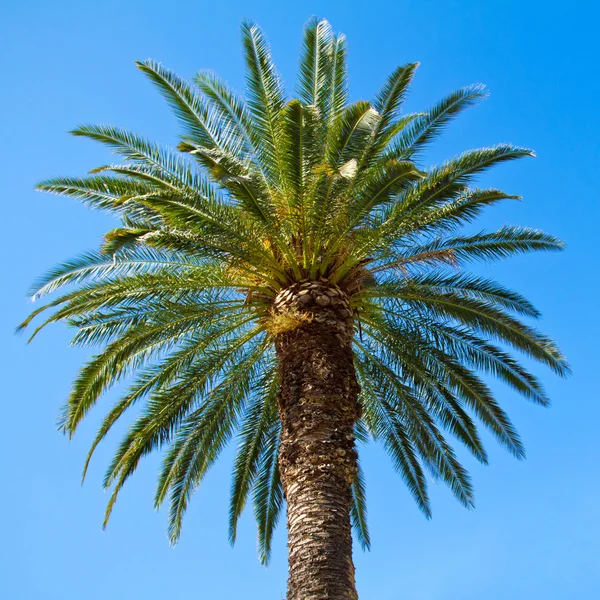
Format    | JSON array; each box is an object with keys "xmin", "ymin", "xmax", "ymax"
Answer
[
  {"xmin": 253, "ymin": 420, "xmax": 283, "ymax": 565},
  {"xmin": 229, "ymin": 364, "xmax": 278, "ymax": 544},
  {"xmin": 357, "ymin": 354, "xmax": 431, "ymax": 516},
  {"xmin": 350, "ymin": 457, "xmax": 371, "ymax": 551}
]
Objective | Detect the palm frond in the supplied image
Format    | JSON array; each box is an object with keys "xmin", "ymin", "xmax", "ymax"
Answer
[
  {"xmin": 228, "ymin": 365, "xmax": 278, "ymax": 543},
  {"xmin": 389, "ymin": 84, "xmax": 487, "ymax": 159},
  {"xmin": 136, "ymin": 59, "xmax": 243, "ymax": 156},
  {"xmin": 350, "ymin": 457, "xmax": 371, "ymax": 551},
  {"xmin": 253, "ymin": 421, "xmax": 284, "ymax": 565},
  {"xmin": 297, "ymin": 18, "xmax": 334, "ymax": 116},
  {"xmin": 240, "ymin": 21, "xmax": 286, "ymax": 186}
]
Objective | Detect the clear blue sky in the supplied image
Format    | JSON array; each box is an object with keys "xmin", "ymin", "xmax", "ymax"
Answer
[{"xmin": 2, "ymin": 1, "xmax": 599, "ymax": 598}]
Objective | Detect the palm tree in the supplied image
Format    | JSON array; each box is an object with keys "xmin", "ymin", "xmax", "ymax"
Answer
[{"xmin": 20, "ymin": 18, "xmax": 569, "ymax": 599}]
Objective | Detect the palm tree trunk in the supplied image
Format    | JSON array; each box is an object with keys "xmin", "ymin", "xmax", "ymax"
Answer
[{"xmin": 276, "ymin": 313, "xmax": 360, "ymax": 600}]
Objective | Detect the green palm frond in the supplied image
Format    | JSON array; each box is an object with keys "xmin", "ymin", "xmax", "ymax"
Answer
[
  {"xmin": 350, "ymin": 457, "xmax": 371, "ymax": 551},
  {"xmin": 372, "ymin": 63, "xmax": 420, "ymax": 150},
  {"xmin": 327, "ymin": 33, "xmax": 348, "ymax": 122},
  {"xmin": 160, "ymin": 344, "xmax": 268, "ymax": 543},
  {"xmin": 136, "ymin": 59, "xmax": 244, "ymax": 157},
  {"xmin": 229, "ymin": 364, "xmax": 278, "ymax": 544},
  {"xmin": 36, "ymin": 175, "xmax": 154, "ymax": 213},
  {"xmin": 357, "ymin": 354, "xmax": 431, "ymax": 516},
  {"xmin": 253, "ymin": 420, "xmax": 283, "ymax": 565},
  {"xmin": 297, "ymin": 18, "xmax": 334, "ymax": 117},
  {"xmin": 241, "ymin": 21, "xmax": 286, "ymax": 188},
  {"xmin": 388, "ymin": 84, "xmax": 487, "ymax": 159}
]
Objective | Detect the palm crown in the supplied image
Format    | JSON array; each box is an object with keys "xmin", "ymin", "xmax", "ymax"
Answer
[{"xmin": 21, "ymin": 18, "xmax": 568, "ymax": 564}]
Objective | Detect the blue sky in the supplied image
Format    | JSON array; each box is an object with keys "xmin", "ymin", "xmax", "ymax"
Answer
[{"xmin": 2, "ymin": 1, "xmax": 599, "ymax": 598}]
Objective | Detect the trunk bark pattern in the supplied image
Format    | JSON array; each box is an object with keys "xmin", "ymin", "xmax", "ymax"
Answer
[{"xmin": 274, "ymin": 280, "xmax": 360, "ymax": 600}]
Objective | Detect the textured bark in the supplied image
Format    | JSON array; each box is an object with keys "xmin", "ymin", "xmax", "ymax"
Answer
[{"xmin": 275, "ymin": 281, "xmax": 360, "ymax": 600}]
